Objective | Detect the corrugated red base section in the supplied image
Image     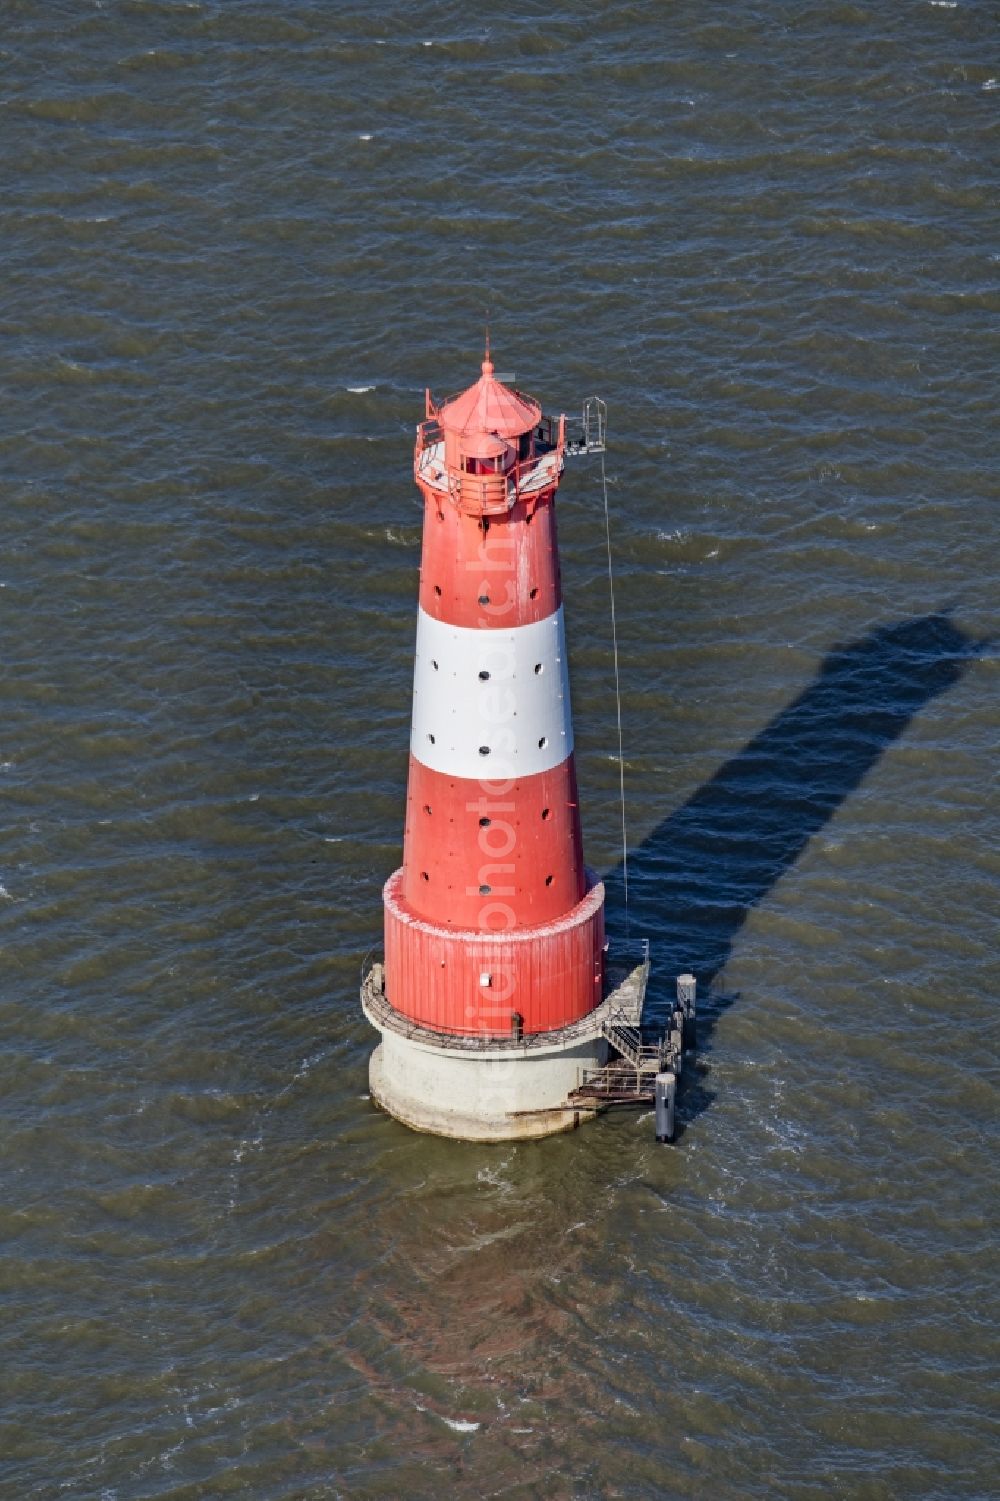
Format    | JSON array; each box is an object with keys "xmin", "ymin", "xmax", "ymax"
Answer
[{"xmin": 384, "ymin": 868, "xmax": 605, "ymax": 1037}]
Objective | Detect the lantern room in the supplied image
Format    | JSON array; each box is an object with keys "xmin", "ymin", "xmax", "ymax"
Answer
[{"xmin": 414, "ymin": 356, "xmax": 566, "ymax": 517}]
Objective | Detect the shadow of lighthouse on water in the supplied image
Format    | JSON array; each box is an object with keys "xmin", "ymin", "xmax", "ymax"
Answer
[{"xmin": 600, "ymin": 609, "xmax": 982, "ymax": 1130}]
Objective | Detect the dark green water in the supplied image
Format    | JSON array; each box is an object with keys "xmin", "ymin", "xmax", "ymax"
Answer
[{"xmin": 1, "ymin": 2, "xmax": 997, "ymax": 1497}]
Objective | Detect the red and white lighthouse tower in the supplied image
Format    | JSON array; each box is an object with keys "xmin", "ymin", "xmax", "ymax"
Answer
[{"xmin": 362, "ymin": 353, "xmax": 623, "ymax": 1139}]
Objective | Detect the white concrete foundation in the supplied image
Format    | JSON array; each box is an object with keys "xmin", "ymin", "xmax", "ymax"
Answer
[
  {"xmin": 361, "ymin": 946, "xmax": 649, "ymax": 1142},
  {"xmin": 367, "ymin": 1027, "xmax": 608, "ymax": 1142}
]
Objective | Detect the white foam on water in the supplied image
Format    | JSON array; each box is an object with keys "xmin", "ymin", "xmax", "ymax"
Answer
[
  {"xmin": 442, "ymin": 1416, "xmax": 480, "ymax": 1433},
  {"xmin": 475, "ymin": 1153, "xmax": 515, "ymax": 1196},
  {"xmin": 293, "ymin": 1048, "xmax": 326, "ymax": 1082},
  {"xmin": 158, "ymin": 1440, "xmax": 183, "ymax": 1469},
  {"xmin": 358, "ymin": 133, "xmax": 373, "ymax": 141},
  {"xmin": 231, "ymin": 1128, "xmax": 263, "ymax": 1167},
  {"xmin": 347, "ymin": 384, "xmax": 374, "ymax": 392}
]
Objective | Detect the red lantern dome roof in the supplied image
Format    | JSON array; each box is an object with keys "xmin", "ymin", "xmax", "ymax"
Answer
[{"xmin": 438, "ymin": 357, "xmax": 540, "ymax": 440}]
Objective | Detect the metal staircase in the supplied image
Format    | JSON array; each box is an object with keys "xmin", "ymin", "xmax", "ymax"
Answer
[
  {"xmin": 569, "ymin": 974, "xmax": 699, "ymax": 1124},
  {"xmin": 601, "ymin": 1008, "xmax": 661, "ymax": 1075}
]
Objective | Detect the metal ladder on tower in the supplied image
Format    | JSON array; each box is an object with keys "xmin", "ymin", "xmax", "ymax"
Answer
[{"xmin": 564, "ymin": 396, "xmax": 607, "ymax": 458}]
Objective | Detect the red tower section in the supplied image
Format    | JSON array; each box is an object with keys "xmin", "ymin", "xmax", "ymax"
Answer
[{"xmin": 382, "ymin": 355, "xmax": 606, "ymax": 1038}]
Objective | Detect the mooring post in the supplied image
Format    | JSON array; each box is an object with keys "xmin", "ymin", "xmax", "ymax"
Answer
[
  {"xmin": 654, "ymin": 1071, "xmax": 676, "ymax": 1144},
  {"xmin": 669, "ymin": 1010, "xmax": 684, "ymax": 1075},
  {"xmin": 677, "ymin": 973, "xmax": 697, "ymax": 1052}
]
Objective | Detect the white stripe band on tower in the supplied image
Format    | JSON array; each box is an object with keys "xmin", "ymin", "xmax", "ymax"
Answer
[{"xmin": 410, "ymin": 606, "xmax": 574, "ymax": 781}]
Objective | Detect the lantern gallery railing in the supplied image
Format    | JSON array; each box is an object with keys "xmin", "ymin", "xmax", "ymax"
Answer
[
  {"xmin": 412, "ymin": 401, "xmax": 606, "ymax": 517},
  {"xmin": 413, "ymin": 411, "xmax": 567, "ymax": 516}
]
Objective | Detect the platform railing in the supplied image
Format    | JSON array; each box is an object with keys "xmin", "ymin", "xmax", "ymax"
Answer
[
  {"xmin": 574, "ymin": 1059, "xmax": 657, "ymax": 1101},
  {"xmin": 415, "ymin": 414, "xmax": 558, "ymax": 463},
  {"xmin": 413, "ymin": 411, "xmax": 565, "ymax": 516},
  {"xmin": 360, "ymin": 957, "xmax": 601, "ymax": 1053},
  {"xmin": 360, "ymin": 936, "xmax": 650, "ymax": 1055}
]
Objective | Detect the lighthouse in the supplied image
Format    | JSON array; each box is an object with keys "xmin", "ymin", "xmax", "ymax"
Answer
[{"xmin": 362, "ymin": 353, "xmax": 654, "ymax": 1140}]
